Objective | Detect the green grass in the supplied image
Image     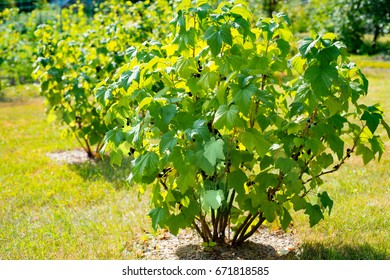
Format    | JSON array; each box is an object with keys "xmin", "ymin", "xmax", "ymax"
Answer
[
  {"xmin": 0, "ymin": 87, "xmax": 152, "ymax": 259},
  {"xmin": 0, "ymin": 84, "xmax": 39, "ymax": 103},
  {"xmin": 1, "ymin": 56, "xmax": 389, "ymax": 259}
]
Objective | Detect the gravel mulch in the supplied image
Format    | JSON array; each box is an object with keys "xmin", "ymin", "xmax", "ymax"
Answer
[
  {"xmin": 46, "ymin": 149, "xmax": 92, "ymax": 165},
  {"xmin": 134, "ymin": 227, "xmax": 299, "ymax": 260}
]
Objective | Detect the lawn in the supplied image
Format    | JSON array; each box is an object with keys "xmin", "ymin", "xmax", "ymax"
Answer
[
  {"xmin": 0, "ymin": 56, "xmax": 389, "ymax": 260},
  {"xmin": 0, "ymin": 87, "xmax": 152, "ymax": 259}
]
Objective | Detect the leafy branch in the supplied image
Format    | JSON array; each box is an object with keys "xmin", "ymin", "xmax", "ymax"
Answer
[{"xmin": 303, "ymin": 125, "xmax": 366, "ymax": 186}]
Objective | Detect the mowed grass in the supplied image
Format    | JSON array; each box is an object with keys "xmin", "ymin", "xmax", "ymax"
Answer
[
  {"xmin": 292, "ymin": 56, "xmax": 390, "ymax": 259},
  {"xmin": 0, "ymin": 89, "xmax": 152, "ymax": 259},
  {"xmin": 0, "ymin": 55, "xmax": 389, "ymax": 260}
]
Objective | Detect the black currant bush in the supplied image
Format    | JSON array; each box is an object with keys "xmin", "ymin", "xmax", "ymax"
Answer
[{"xmin": 99, "ymin": 0, "xmax": 389, "ymax": 246}]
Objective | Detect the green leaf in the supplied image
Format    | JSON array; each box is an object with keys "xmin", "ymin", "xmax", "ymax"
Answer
[
  {"xmin": 176, "ymin": 56, "xmax": 198, "ymax": 79},
  {"xmin": 173, "ymin": 27, "xmax": 197, "ymax": 51},
  {"xmin": 356, "ymin": 144, "xmax": 375, "ymax": 165},
  {"xmin": 198, "ymin": 152, "xmax": 215, "ymax": 176},
  {"xmin": 261, "ymin": 200, "xmax": 277, "ymax": 223},
  {"xmin": 318, "ymin": 191, "xmax": 333, "ymax": 215},
  {"xmin": 381, "ymin": 119, "xmax": 390, "ymax": 139},
  {"xmin": 317, "ymin": 45, "xmax": 340, "ymax": 65},
  {"xmin": 227, "ymin": 170, "xmax": 248, "ymax": 195},
  {"xmin": 189, "ymin": 3, "xmax": 212, "ymax": 20},
  {"xmin": 104, "ymin": 129, "xmax": 125, "ymax": 146},
  {"xmin": 316, "ymin": 153, "xmax": 334, "ymax": 169},
  {"xmin": 275, "ymin": 157, "xmax": 297, "ymax": 173},
  {"xmin": 120, "ymin": 67, "xmax": 140, "ymax": 90},
  {"xmin": 177, "ymin": 166, "xmax": 197, "ymax": 193},
  {"xmin": 149, "ymin": 103, "xmax": 177, "ymax": 131},
  {"xmin": 180, "ymin": 199, "xmax": 200, "ymax": 221},
  {"xmin": 231, "ymin": 83, "xmax": 257, "ymax": 115},
  {"xmin": 290, "ymin": 54, "xmax": 306, "ymax": 75},
  {"xmin": 160, "ymin": 131, "xmax": 178, "ymax": 154},
  {"xmin": 231, "ymin": 4, "xmax": 252, "ymax": 20},
  {"xmin": 326, "ymin": 133, "xmax": 344, "ymax": 160},
  {"xmin": 161, "ymin": 104, "xmax": 177, "ymax": 126},
  {"xmin": 260, "ymin": 20, "xmax": 277, "ymax": 41},
  {"xmin": 305, "ymin": 204, "xmax": 324, "ymax": 227},
  {"xmin": 129, "ymin": 152, "xmax": 159, "ymax": 183},
  {"xmin": 276, "ymin": 39, "xmax": 290, "ymax": 57},
  {"xmin": 203, "ymin": 190, "xmax": 225, "ymax": 210},
  {"xmin": 109, "ymin": 149, "xmax": 123, "ymax": 166},
  {"xmin": 305, "ymin": 138, "xmax": 324, "ymax": 155},
  {"xmin": 165, "ymin": 214, "xmax": 185, "ymax": 236},
  {"xmin": 357, "ymin": 69, "xmax": 369, "ymax": 94},
  {"xmin": 126, "ymin": 123, "xmax": 142, "ymax": 147},
  {"xmin": 361, "ymin": 107, "xmax": 382, "ymax": 134},
  {"xmin": 197, "ymin": 70, "xmax": 219, "ymax": 90},
  {"xmin": 249, "ymin": 55, "xmax": 269, "ymax": 75},
  {"xmin": 185, "ymin": 119, "xmax": 210, "ymax": 141},
  {"xmin": 148, "ymin": 207, "xmax": 168, "ymax": 231},
  {"xmin": 299, "ymin": 37, "xmax": 314, "ymax": 56},
  {"xmin": 204, "ymin": 24, "xmax": 233, "ymax": 56},
  {"xmin": 369, "ymin": 136, "xmax": 384, "ymax": 160},
  {"xmin": 325, "ymin": 96, "xmax": 342, "ymax": 116},
  {"xmin": 299, "ymin": 36, "xmax": 319, "ymax": 57},
  {"xmin": 304, "ymin": 64, "xmax": 338, "ymax": 96},
  {"xmin": 170, "ymin": 147, "xmax": 186, "ymax": 173},
  {"xmin": 151, "ymin": 183, "xmax": 163, "ymax": 205},
  {"xmin": 203, "ymin": 138, "xmax": 225, "ymax": 166},
  {"xmin": 173, "ymin": 112, "xmax": 196, "ymax": 130},
  {"xmin": 213, "ymin": 104, "xmax": 242, "ymax": 130},
  {"xmin": 96, "ymin": 86, "xmax": 113, "ymax": 105},
  {"xmin": 138, "ymin": 97, "xmax": 153, "ymax": 110},
  {"xmin": 47, "ymin": 67, "xmax": 62, "ymax": 80},
  {"xmin": 290, "ymin": 195, "xmax": 307, "ymax": 211},
  {"xmin": 218, "ymin": 55, "xmax": 244, "ymax": 76},
  {"xmin": 280, "ymin": 207, "xmax": 292, "ymax": 230},
  {"xmin": 238, "ymin": 128, "xmax": 270, "ymax": 157},
  {"xmin": 170, "ymin": 10, "xmax": 186, "ymax": 30},
  {"xmin": 233, "ymin": 16, "xmax": 256, "ymax": 41}
]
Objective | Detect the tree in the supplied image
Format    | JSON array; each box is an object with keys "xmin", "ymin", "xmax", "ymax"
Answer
[
  {"xmin": 262, "ymin": 0, "xmax": 280, "ymax": 17},
  {"xmin": 364, "ymin": 0, "xmax": 390, "ymax": 49},
  {"xmin": 100, "ymin": 0, "xmax": 389, "ymax": 246},
  {"xmin": 331, "ymin": 0, "xmax": 390, "ymax": 53}
]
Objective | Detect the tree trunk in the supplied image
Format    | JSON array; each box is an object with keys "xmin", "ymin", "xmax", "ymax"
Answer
[{"xmin": 372, "ymin": 25, "xmax": 381, "ymax": 50}]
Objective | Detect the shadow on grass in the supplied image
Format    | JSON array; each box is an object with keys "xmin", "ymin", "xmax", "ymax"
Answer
[
  {"xmin": 0, "ymin": 84, "xmax": 40, "ymax": 103},
  {"xmin": 172, "ymin": 241, "xmax": 389, "ymax": 260},
  {"xmin": 298, "ymin": 242, "xmax": 389, "ymax": 260},
  {"xmin": 67, "ymin": 156, "xmax": 133, "ymax": 190},
  {"xmin": 174, "ymin": 241, "xmax": 296, "ymax": 260},
  {"xmin": 0, "ymin": 91, "xmax": 8, "ymax": 102},
  {"xmin": 0, "ymin": 91, "xmax": 16, "ymax": 102}
]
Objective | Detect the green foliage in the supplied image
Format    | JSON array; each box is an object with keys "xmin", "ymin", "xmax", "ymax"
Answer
[
  {"xmin": 100, "ymin": 0, "xmax": 389, "ymax": 246},
  {"xmin": 33, "ymin": 0, "xmax": 173, "ymax": 158},
  {"xmin": 289, "ymin": 0, "xmax": 389, "ymax": 54},
  {"xmin": 0, "ymin": 8, "xmax": 37, "ymax": 88},
  {"xmin": 331, "ymin": 0, "xmax": 390, "ymax": 53}
]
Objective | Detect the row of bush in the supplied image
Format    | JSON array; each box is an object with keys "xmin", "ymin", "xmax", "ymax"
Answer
[
  {"xmin": 1, "ymin": 0, "xmax": 389, "ymax": 90},
  {"xmin": 33, "ymin": 0, "xmax": 173, "ymax": 157}
]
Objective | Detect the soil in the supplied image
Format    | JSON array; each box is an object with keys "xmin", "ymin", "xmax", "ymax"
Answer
[
  {"xmin": 46, "ymin": 149, "xmax": 92, "ymax": 165},
  {"xmin": 133, "ymin": 227, "xmax": 299, "ymax": 260}
]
